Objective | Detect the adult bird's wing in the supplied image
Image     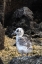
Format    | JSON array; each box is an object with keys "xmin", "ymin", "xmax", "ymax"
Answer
[{"xmin": 18, "ymin": 36, "xmax": 32, "ymax": 48}]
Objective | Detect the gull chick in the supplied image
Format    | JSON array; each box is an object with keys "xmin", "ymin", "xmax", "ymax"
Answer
[{"xmin": 12, "ymin": 28, "xmax": 33, "ymax": 56}]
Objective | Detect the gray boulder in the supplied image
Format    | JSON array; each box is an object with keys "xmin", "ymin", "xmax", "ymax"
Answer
[
  {"xmin": 12, "ymin": 7, "xmax": 33, "ymax": 28},
  {"xmin": 5, "ymin": 6, "xmax": 42, "ymax": 38},
  {"xmin": 5, "ymin": 7, "xmax": 33, "ymax": 37},
  {"xmin": 13, "ymin": 7, "xmax": 33, "ymax": 20},
  {"xmin": 9, "ymin": 55, "xmax": 42, "ymax": 64}
]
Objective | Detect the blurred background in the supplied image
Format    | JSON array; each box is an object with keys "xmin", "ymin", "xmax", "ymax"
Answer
[{"xmin": 0, "ymin": 0, "xmax": 42, "ymax": 64}]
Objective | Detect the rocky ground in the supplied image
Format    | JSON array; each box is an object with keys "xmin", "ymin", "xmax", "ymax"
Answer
[
  {"xmin": 0, "ymin": 35, "xmax": 42, "ymax": 64},
  {"xmin": 9, "ymin": 55, "xmax": 42, "ymax": 64}
]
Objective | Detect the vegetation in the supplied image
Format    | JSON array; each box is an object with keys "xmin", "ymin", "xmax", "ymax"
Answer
[{"xmin": 0, "ymin": 35, "xmax": 42, "ymax": 64}]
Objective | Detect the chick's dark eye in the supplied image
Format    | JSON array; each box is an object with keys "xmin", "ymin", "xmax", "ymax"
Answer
[{"xmin": 17, "ymin": 29, "xmax": 19, "ymax": 32}]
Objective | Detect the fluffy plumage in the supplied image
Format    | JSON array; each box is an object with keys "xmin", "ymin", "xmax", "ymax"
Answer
[{"xmin": 12, "ymin": 28, "xmax": 32, "ymax": 55}]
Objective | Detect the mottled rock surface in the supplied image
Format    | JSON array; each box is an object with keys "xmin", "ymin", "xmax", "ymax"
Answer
[
  {"xmin": 5, "ymin": 7, "xmax": 33, "ymax": 37},
  {"xmin": 9, "ymin": 55, "xmax": 42, "ymax": 64},
  {"xmin": 12, "ymin": 7, "xmax": 33, "ymax": 29},
  {"xmin": 0, "ymin": 22, "xmax": 5, "ymax": 50},
  {"xmin": 5, "ymin": 6, "xmax": 42, "ymax": 38},
  {"xmin": 4, "ymin": 0, "xmax": 42, "ymax": 27}
]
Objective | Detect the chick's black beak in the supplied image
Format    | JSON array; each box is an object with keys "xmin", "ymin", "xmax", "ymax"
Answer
[{"xmin": 11, "ymin": 31, "xmax": 16, "ymax": 36}]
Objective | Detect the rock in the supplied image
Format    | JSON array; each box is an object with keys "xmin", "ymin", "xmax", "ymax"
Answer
[
  {"xmin": 31, "ymin": 31, "xmax": 42, "ymax": 38},
  {"xmin": 0, "ymin": 22, "xmax": 4, "ymax": 50},
  {"xmin": 5, "ymin": 7, "xmax": 42, "ymax": 38},
  {"xmin": 30, "ymin": 21, "xmax": 39, "ymax": 29},
  {"xmin": 33, "ymin": 38, "xmax": 41, "ymax": 45},
  {"xmin": 39, "ymin": 22, "xmax": 42, "ymax": 31},
  {"xmin": 0, "ymin": 58, "xmax": 4, "ymax": 64},
  {"xmin": 0, "ymin": 14, "xmax": 3, "ymax": 25},
  {"xmin": 38, "ymin": 32, "xmax": 42, "ymax": 38},
  {"xmin": 32, "ymin": 34, "xmax": 40, "ymax": 38},
  {"xmin": 5, "ymin": 26, "xmax": 14, "ymax": 38},
  {"xmin": 13, "ymin": 7, "xmax": 33, "ymax": 20},
  {"xmin": 4, "ymin": 0, "xmax": 42, "ymax": 29},
  {"xmin": 4, "ymin": 0, "xmax": 34, "ymax": 27},
  {"xmin": 5, "ymin": 7, "xmax": 33, "ymax": 37},
  {"xmin": 11, "ymin": 0, "xmax": 36, "ymax": 11},
  {"xmin": 9, "ymin": 55, "xmax": 42, "ymax": 64},
  {"xmin": 12, "ymin": 7, "xmax": 33, "ymax": 29}
]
